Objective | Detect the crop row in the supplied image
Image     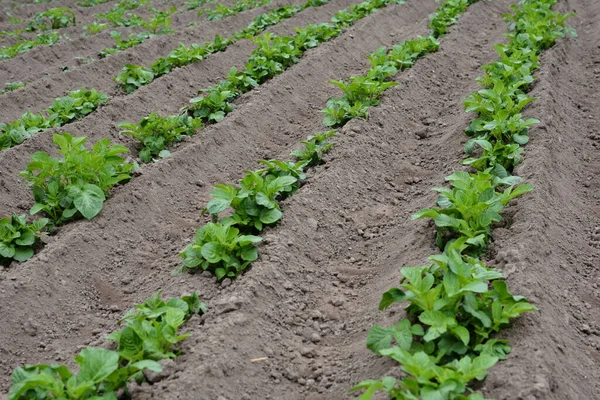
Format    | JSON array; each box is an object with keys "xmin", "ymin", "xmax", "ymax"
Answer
[
  {"xmin": 0, "ymin": 0, "xmax": 264, "ymax": 65},
  {"xmin": 352, "ymin": 0, "xmax": 575, "ymax": 399},
  {"xmin": 0, "ymin": 88, "xmax": 108, "ymax": 151},
  {"xmin": 4, "ymin": 0, "xmax": 473, "ymax": 396},
  {"xmin": 114, "ymin": 0, "xmax": 335, "ymax": 93}
]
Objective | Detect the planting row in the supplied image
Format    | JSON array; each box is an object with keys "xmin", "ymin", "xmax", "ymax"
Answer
[
  {"xmin": 352, "ymin": 0, "xmax": 575, "ymax": 398},
  {"xmin": 114, "ymin": 0, "xmax": 334, "ymax": 93},
  {"xmin": 0, "ymin": 88, "xmax": 108, "ymax": 150},
  {"xmin": 0, "ymin": 0, "xmax": 265, "ymax": 66}
]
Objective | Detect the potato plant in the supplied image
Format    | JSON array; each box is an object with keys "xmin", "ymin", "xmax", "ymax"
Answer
[
  {"xmin": 9, "ymin": 293, "xmax": 205, "ymax": 400},
  {"xmin": 2, "ymin": 81, "xmax": 25, "ymax": 94},
  {"xmin": 179, "ymin": 221, "xmax": 262, "ymax": 280},
  {"xmin": 114, "ymin": 64, "xmax": 155, "ymax": 93},
  {"xmin": 99, "ymin": 31, "xmax": 152, "ymax": 58},
  {"xmin": 119, "ymin": 113, "xmax": 202, "ymax": 162},
  {"xmin": 20, "ymin": 133, "xmax": 134, "ymax": 224},
  {"xmin": 200, "ymin": 0, "xmax": 271, "ymax": 21},
  {"xmin": 0, "ymin": 215, "xmax": 48, "ymax": 264},
  {"xmin": 291, "ymin": 130, "xmax": 336, "ymax": 167},
  {"xmin": 83, "ymin": 21, "xmax": 108, "ymax": 35},
  {"xmin": 0, "ymin": 88, "xmax": 108, "ymax": 150},
  {"xmin": 411, "ymin": 170, "xmax": 532, "ymax": 254},
  {"xmin": 26, "ymin": 8, "xmax": 76, "ymax": 32},
  {"xmin": 0, "ymin": 32, "xmax": 60, "ymax": 61}
]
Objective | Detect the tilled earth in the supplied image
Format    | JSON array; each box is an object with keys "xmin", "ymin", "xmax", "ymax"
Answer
[{"xmin": 0, "ymin": 0, "xmax": 598, "ymax": 399}]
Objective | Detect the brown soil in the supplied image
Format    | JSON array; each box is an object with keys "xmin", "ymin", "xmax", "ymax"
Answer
[{"xmin": 0, "ymin": 0, "xmax": 598, "ymax": 398}]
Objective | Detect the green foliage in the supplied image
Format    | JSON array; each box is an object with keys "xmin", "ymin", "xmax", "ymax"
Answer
[
  {"xmin": 291, "ymin": 131, "xmax": 336, "ymax": 167},
  {"xmin": 100, "ymin": 31, "xmax": 152, "ymax": 58},
  {"xmin": 322, "ymin": 37, "xmax": 438, "ymax": 127},
  {"xmin": 115, "ymin": 64, "xmax": 155, "ymax": 93},
  {"xmin": 411, "ymin": 170, "xmax": 532, "ymax": 254},
  {"xmin": 462, "ymin": 0, "xmax": 575, "ymax": 173},
  {"xmin": 95, "ymin": 0, "xmax": 149, "ymax": 28},
  {"xmin": 429, "ymin": 0, "xmax": 475, "ymax": 38},
  {"xmin": 0, "ymin": 32, "xmax": 60, "ymax": 60},
  {"xmin": 20, "ymin": 133, "xmax": 134, "ymax": 224},
  {"xmin": 108, "ymin": 292, "xmax": 205, "ymax": 362},
  {"xmin": 77, "ymin": 0, "xmax": 110, "ymax": 6},
  {"xmin": 354, "ymin": 239, "xmax": 536, "ymax": 399},
  {"xmin": 185, "ymin": 0, "xmax": 216, "ymax": 10},
  {"xmin": 27, "ymin": 8, "xmax": 76, "ymax": 32},
  {"xmin": 9, "ymin": 347, "xmax": 156, "ymax": 400},
  {"xmin": 188, "ymin": 83, "xmax": 236, "ymax": 123},
  {"xmin": 119, "ymin": 113, "xmax": 202, "ymax": 162},
  {"xmin": 0, "ymin": 88, "xmax": 108, "ymax": 150},
  {"xmin": 83, "ymin": 21, "xmax": 109, "ymax": 35},
  {"xmin": 354, "ymin": 1, "xmax": 574, "ymax": 398},
  {"xmin": 142, "ymin": 7, "xmax": 175, "ymax": 34},
  {"xmin": 2, "ymin": 81, "xmax": 25, "ymax": 94},
  {"xmin": 0, "ymin": 215, "xmax": 48, "ymax": 263},
  {"xmin": 200, "ymin": 0, "xmax": 271, "ymax": 21},
  {"xmin": 6, "ymin": 13, "xmax": 22, "ymax": 24},
  {"xmin": 9, "ymin": 292, "xmax": 204, "ymax": 400},
  {"xmin": 233, "ymin": 5, "xmax": 301, "ymax": 39},
  {"xmin": 204, "ymin": 168, "xmax": 300, "ymax": 233},
  {"xmin": 179, "ymin": 221, "xmax": 262, "ymax": 280},
  {"xmin": 46, "ymin": 88, "xmax": 109, "ymax": 125}
]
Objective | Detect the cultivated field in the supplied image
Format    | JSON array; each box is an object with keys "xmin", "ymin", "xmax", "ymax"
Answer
[{"xmin": 0, "ymin": 0, "xmax": 598, "ymax": 399}]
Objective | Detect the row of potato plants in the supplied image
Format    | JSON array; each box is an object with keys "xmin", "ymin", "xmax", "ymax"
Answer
[
  {"xmin": 94, "ymin": 0, "xmax": 279, "ymax": 58},
  {"xmin": 9, "ymin": 291, "xmax": 208, "ymax": 399},
  {"xmin": 0, "ymin": 0, "xmax": 376, "ymax": 266},
  {"xmin": 4, "ymin": 0, "xmax": 479, "ymax": 396},
  {"xmin": 0, "ymin": 88, "xmax": 108, "ymax": 151},
  {"xmin": 0, "ymin": 0, "xmax": 194, "ymax": 63},
  {"xmin": 0, "ymin": 31, "xmax": 60, "ymax": 60},
  {"xmin": 113, "ymin": 0, "xmax": 332, "ymax": 93},
  {"xmin": 352, "ymin": 0, "xmax": 575, "ymax": 398}
]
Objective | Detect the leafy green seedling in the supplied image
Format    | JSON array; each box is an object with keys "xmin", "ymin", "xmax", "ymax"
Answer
[
  {"xmin": 21, "ymin": 133, "xmax": 134, "ymax": 224},
  {"xmin": 0, "ymin": 215, "xmax": 48, "ymax": 263},
  {"xmin": 179, "ymin": 221, "xmax": 261, "ymax": 280},
  {"xmin": 27, "ymin": 8, "xmax": 76, "ymax": 32},
  {"xmin": 119, "ymin": 114, "xmax": 202, "ymax": 162},
  {"xmin": 115, "ymin": 64, "xmax": 154, "ymax": 93},
  {"xmin": 411, "ymin": 170, "xmax": 532, "ymax": 253}
]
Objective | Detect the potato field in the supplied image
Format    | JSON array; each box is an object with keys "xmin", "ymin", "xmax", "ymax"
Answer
[{"xmin": 0, "ymin": 0, "xmax": 598, "ymax": 398}]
